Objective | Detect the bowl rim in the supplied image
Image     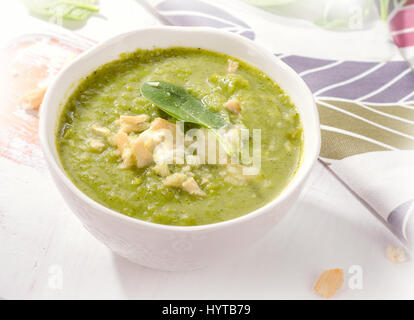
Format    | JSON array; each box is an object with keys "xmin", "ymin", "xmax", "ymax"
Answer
[{"xmin": 39, "ymin": 26, "xmax": 321, "ymax": 232}]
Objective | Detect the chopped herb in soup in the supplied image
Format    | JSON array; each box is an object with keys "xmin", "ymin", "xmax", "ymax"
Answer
[{"xmin": 57, "ymin": 47, "xmax": 303, "ymax": 226}]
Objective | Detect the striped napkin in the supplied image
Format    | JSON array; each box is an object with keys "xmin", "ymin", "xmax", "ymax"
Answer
[
  {"xmin": 151, "ymin": 0, "xmax": 414, "ymax": 246},
  {"xmin": 388, "ymin": 0, "xmax": 414, "ymax": 66}
]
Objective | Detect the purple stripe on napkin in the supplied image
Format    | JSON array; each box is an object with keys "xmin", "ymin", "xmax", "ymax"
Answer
[
  {"xmin": 301, "ymin": 61, "xmax": 378, "ymax": 94},
  {"xmin": 366, "ymin": 71, "xmax": 414, "ymax": 103},
  {"xmin": 156, "ymin": 0, "xmax": 251, "ymax": 29},
  {"xmin": 155, "ymin": 0, "xmax": 255, "ymax": 40},
  {"xmin": 280, "ymin": 55, "xmax": 335, "ymax": 74},
  {"xmin": 319, "ymin": 62, "xmax": 410, "ymax": 100}
]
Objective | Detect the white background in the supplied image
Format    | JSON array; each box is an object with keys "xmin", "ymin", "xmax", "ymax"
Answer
[{"xmin": 0, "ymin": 0, "xmax": 412, "ymax": 299}]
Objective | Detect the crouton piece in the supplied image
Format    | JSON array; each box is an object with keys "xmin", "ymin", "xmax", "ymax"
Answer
[
  {"xmin": 119, "ymin": 114, "xmax": 150, "ymax": 133},
  {"xmin": 19, "ymin": 86, "xmax": 47, "ymax": 110},
  {"xmin": 92, "ymin": 124, "xmax": 111, "ymax": 137},
  {"xmin": 152, "ymin": 163, "xmax": 170, "ymax": 177},
  {"xmin": 163, "ymin": 173, "xmax": 188, "ymax": 188},
  {"xmin": 386, "ymin": 245, "xmax": 406, "ymax": 264},
  {"xmin": 129, "ymin": 118, "xmax": 177, "ymax": 168},
  {"xmin": 120, "ymin": 114, "xmax": 150, "ymax": 125},
  {"xmin": 114, "ymin": 117, "xmax": 178, "ymax": 170},
  {"xmin": 182, "ymin": 177, "xmax": 206, "ymax": 196},
  {"xmin": 151, "ymin": 117, "xmax": 176, "ymax": 132},
  {"xmin": 130, "ymin": 137, "xmax": 154, "ymax": 168},
  {"xmin": 153, "ymin": 140, "xmax": 175, "ymax": 166},
  {"xmin": 115, "ymin": 131, "xmax": 129, "ymax": 154},
  {"xmin": 121, "ymin": 122, "xmax": 150, "ymax": 134},
  {"xmin": 120, "ymin": 147, "xmax": 135, "ymax": 168},
  {"xmin": 142, "ymin": 130, "xmax": 166, "ymax": 151},
  {"xmin": 89, "ymin": 139, "xmax": 106, "ymax": 152},
  {"xmin": 227, "ymin": 59, "xmax": 239, "ymax": 73},
  {"xmin": 116, "ymin": 127, "xmax": 154, "ymax": 168},
  {"xmin": 313, "ymin": 268, "xmax": 344, "ymax": 299},
  {"xmin": 224, "ymin": 99, "xmax": 241, "ymax": 114}
]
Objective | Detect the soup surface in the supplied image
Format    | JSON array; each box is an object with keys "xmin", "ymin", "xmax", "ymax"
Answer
[{"xmin": 57, "ymin": 47, "xmax": 303, "ymax": 226}]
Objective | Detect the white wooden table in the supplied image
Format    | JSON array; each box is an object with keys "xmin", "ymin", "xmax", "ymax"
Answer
[{"xmin": 0, "ymin": 0, "xmax": 412, "ymax": 299}]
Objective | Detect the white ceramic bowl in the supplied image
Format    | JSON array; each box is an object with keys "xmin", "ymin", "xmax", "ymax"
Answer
[{"xmin": 39, "ymin": 27, "xmax": 320, "ymax": 271}]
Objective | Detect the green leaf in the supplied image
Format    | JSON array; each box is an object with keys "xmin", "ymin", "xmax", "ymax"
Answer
[
  {"xmin": 141, "ymin": 81, "xmax": 234, "ymax": 155},
  {"xmin": 379, "ymin": 0, "xmax": 390, "ymax": 20},
  {"xmin": 22, "ymin": 0, "xmax": 99, "ymax": 21}
]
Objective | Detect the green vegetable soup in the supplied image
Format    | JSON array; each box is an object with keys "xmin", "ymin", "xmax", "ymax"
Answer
[{"xmin": 57, "ymin": 47, "xmax": 303, "ymax": 226}]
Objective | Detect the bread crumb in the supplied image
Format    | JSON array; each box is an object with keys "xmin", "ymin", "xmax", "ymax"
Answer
[
  {"xmin": 120, "ymin": 147, "xmax": 135, "ymax": 168},
  {"xmin": 92, "ymin": 124, "xmax": 111, "ymax": 137},
  {"xmin": 182, "ymin": 177, "xmax": 206, "ymax": 196},
  {"xmin": 119, "ymin": 114, "xmax": 150, "ymax": 133},
  {"xmin": 163, "ymin": 173, "xmax": 205, "ymax": 196},
  {"xmin": 386, "ymin": 245, "xmax": 406, "ymax": 264},
  {"xmin": 120, "ymin": 114, "xmax": 150, "ymax": 125},
  {"xmin": 115, "ymin": 131, "xmax": 129, "ymax": 154},
  {"xmin": 227, "ymin": 59, "xmax": 239, "ymax": 73},
  {"xmin": 130, "ymin": 137, "xmax": 154, "ymax": 168},
  {"xmin": 89, "ymin": 139, "xmax": 106, "ymax": 152},
  {"xmin": 223, "ymin": 99, "xmax": 241, "ymax": 114},
  {"xmin": 150, "ymin": 117, "xmax": 176, "ymax": 132},
  {"xmin": 313, "ymin": 268, "xmax": 344, "ymax": 299},
  {"xmin": 152, "ymin": 163, "xmax": 170, "ymax": 177},
  {"xmin": 163, "ymin": 173, "xmax": 188, "ymax": 188},
  {"xmin": 19, "ymin": 86, "xmax": 47, "ymax": 110}
]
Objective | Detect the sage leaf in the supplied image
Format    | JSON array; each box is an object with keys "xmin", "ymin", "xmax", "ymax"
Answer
[{"xmin": 141, "ymin": 81, "xmax": 234, "ymax": 155}]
